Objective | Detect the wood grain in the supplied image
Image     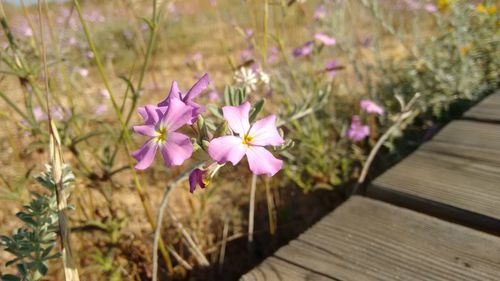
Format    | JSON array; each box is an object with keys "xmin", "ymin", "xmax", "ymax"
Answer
[
  {"xmin": 421, "ymin": 120, "xmax": 500, "ymax": 164},
  {"xmin": 240, "ymin": 256, "xmax": 336, "ymax": 281},
  {"xmin": 242, "ymin": 197, "xmax": 500, "ymax": 280},
  {"xmin": 370, "ymin": 149, "xmax": 500, "ymax": 221},
  {"xmin": 464, "ymin": 92, "xmax": 500, "ymax": 122}
]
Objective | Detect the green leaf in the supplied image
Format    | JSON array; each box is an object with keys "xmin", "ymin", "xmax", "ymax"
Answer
[
  {"xmin": 1, "ymin": 274, "xmax": 21, "ymax": 281},
  {"xmin": 15, "ymin": 213, "xmax": 36, "ymax": 227},
  {"xmin": 249, "ymin": 99, "xmax": 265, "ymax": 122}
]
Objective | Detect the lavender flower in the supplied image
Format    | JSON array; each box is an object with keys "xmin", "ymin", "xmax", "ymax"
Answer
[{"xmin": 347, "ymin": 116, "xmax": 369, "ymax": 142}]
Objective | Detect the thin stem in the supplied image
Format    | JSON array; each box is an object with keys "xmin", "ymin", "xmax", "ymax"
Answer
[
  {"xmin": 72, "ymin": 0, "xmax": 174, "ymax": 273},
  {"xmin": 353, "ymin": 93, "xmax": 421, "ymax": 194},
  {"xmin": 38, "ymin": 1, "xmax": 80, "ymax": 280},
  {"xmin": 152, "ymin": 164, "xmax": 203, "ymax": 281},
  {"xmin": 218, "ymin": 216, "xmax": 230, "ymax": 272},
  {"xmin": 248, "ymin": 174, "xmax": 257, "ymax": 243},
  {"xmin": 264, "ymin": 178, "xmax": 276, "ymax": 235}
]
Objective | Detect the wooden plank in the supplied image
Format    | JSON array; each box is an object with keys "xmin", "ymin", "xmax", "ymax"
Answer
[
  {"xmin": 240, "ymin": 256, "xmax": 336, "ymax": 281},
  {"xmin": 420, "ymin": 120, "xmax": 500, "ymax": 164},
  {"xmin": 271, "ymin": 197, "xmax": 500, "ymax": 281},
  {"xmin": 369, "ymin": 149, "xmax": 500, "ymax": 224},
  {"xmin": 464, "ymin": 92, "xmax": 500, "ymax": 122}
]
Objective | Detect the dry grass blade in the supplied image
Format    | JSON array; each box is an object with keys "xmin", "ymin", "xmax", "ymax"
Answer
[{"xmin": 49, "ymin": 121, "xmax": 81, "ymax": 281}]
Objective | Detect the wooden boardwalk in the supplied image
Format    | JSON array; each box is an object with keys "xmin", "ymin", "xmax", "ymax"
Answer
[{"xmin": 241, "ymin": 92, "xmax": 500, "ymax": 280}]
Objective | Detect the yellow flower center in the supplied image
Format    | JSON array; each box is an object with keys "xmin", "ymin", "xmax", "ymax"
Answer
[
  {"xmin": 156, "ymin": 127, "xmax": 167, "ymax": 143},
  {"xmin": 242, "ymin": 134, "xmax": 254, "ymax": 146},
  {"xmin": 202, "ymin": 178, "xmax": 210, "ymax": 187}
]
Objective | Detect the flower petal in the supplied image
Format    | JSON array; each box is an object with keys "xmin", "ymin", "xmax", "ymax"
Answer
[
  {"xmin": 360, "ymin": 99, "xmax": 384, "ymax": 115},
  {"xmin": 137, "ymin": 105, "xmax": 161, "ymax": 125},
  {"xmin": 245, "ymin": 146, "xmax": 283, "ymax": 176},
  {"xmin": 158, "ymin": 81, "xmax": 182, "ymax": 107},
  {"xmin": 133, "ymin": 124, "xmax": 157, "ymax": 137},
  {"xmin": 248, "ymin": 115, "xmax": 284, "ymax": 146},
  {"xmin": 222, "ymin": 101, "xmax": 251, "ymax": 135},
  {"xmin": 208, "ymin": 135, "xmax": 247, "ymax": 165},
  {"xmin": 162, "ymin": 98, "xmax": 193, "ymax": 132},
  {"xmin": 186, "ymin": 100, "xmax": 205, "ymax": 124},
  {"xmin": 160, "ymin": 132, "xmax": 193, "ymax": 166},
  {"xmin": 189, "ymin": 168, "xmax": 206, "ymax": 193},
  {"xmin": 132, "ymin": 139, "xmax": 158, "ymax": 170},
  {"xmin": 184, "ymin": 73, "xmax": 210, "ymax": 101}
]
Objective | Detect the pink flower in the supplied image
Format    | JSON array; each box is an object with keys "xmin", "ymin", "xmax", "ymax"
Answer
[
  {"xmin": 314, "ymin": 33, "xmax": 336, "ymax": 46},
  {"xmin": 132, "ymin": 99, "xmax": 194, "ymax": 170},
  {"xmin": 347, "ymin": 116, "xmax": 369, "ymax": 142},
  {"xmin": 293, "ymin": 41, "xmax": 313, "ymax": 57},
  {"xmin": 325, "ymin": 60, "xmax": 339, "ymax": 78},
  {"xmin": 208, "ymin": 102, "xmax": 284, "ymax": 176},
  {"xmin": 360, "ymin": 100, "xmax": 384, "ymax": 115},
  {"xmin": 424, "ymin": 4, "xmax": 437, "ymax": 13},
  {"xmin": 158, "ymin": 73, "xmax": 210, "ymax": 124},
  {"xmin": 189, "ymin": 168, "xmax": 207, "ymax": 193}
]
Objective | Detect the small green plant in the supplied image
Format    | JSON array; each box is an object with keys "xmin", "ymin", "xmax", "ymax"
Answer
[{"xmin": 0, "ymin": 165, "xmax": 75, "ymax": 281}]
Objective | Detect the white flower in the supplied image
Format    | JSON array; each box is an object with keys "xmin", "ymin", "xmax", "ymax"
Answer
[
  {"xmin": 258, "ymin": 70, "xmax": 270, "ymax": 85},
  {"xmin": 234, "ymin": 67, "xmax": 258, "ymax": 93}
]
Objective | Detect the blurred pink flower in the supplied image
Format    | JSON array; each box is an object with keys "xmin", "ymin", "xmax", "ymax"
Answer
[
  {"xmin": 51, "ymin": 106, "xmax": 66, "ymax": 120},
  {"xmin": 192, "ymin": 52, "xmax": 203, "ymax": 62},
  {"xmin": 293, "ymin": 41, "xmax": 313, "ymax": 57},
  {"xmin": 33, "ymin": 106, "xmax": 47, "ymax": 121},
  {"xmin": 132, "ymin": 99, "xmax": 193, "ymax": 170},
  {"xmin": 22, "ymin": 26, "xmax": 33, "ymax": 37},
  {"xmin": 240, "ymin": 48, "xmax": 253, "ymax": 61},
  {"xmin": 94, "ymin": 104, "xmax": 108, "ymax": 115},
  {"xmin": 208, "ymin": 102, "xmax": 284, "ymax": 176},
  {"xmin": 325, "ymin": 60, "xmax": 339, "ymax": 78},
  {"xmin": 405, "ymin": 0, "xmax": 419, "ymax": 10},
  {"xmin": 314, "ymin": 33, "xmax": 336, "ymax": 46},
  {"xmin": 267, "ymin": 47, "xmax": 279, "ymax": 64},
  {"xmin": 158, "ymin": 73, "xmax": 210, "ymax": 124},
  {"xmin": 245, "ymin": 28, "xmax": 254, "ymax": 39},
  {"xmin": 347, "ymin": 116, "xmax": 369, "ymax": 142},
  {"xmin": 360, "ymin": 100, "xmax": 384, "ymax": 115},
  {"xmin": 100, "ymin": 89, "xmax": 110, "ymax": 99},
  {"xmin": 77, "ymin": 68, "xmax": 89, "ymax": 77},
  {"xmin": 314, "ymin": 5, "xmax": 326, "ymax": 20},
  {"xmin": 68, "ymin": 37, "xmax": 77, "ymax": 46},
  {"xmin": 424, "ymin": 4, "xmax": 438, "ymax": 13},
  {"xmin": 208, "ymin": 91, "xmax": 220, "ymax": 102},
  {"xmin": 189, "ymin": 168, "xmax": 207, "ymax": 193}
]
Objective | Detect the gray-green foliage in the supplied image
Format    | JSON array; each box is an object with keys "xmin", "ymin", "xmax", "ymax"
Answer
[{"xmin": 0, "ymin": 165, "xmax": 74, "ymax": 281}]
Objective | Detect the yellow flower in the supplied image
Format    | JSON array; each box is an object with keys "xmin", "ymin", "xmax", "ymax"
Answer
[
  {"xmin": 487, "ymin": 5, "xmax": 497, "ymax": 14},
  {"xmin": 438, "ymin": 0, "xmax": 450, "ymax": 11},
  {"xmin": 477, "ymin": 3, "xmax": 488, "ymax": 13},
  {"xmin": 459, "ymin": 43, "xmax": 472, "ymax": 56},
  {"xmin": 477, "ymin": 3, "xmax": 497, "ymax": 15}
]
